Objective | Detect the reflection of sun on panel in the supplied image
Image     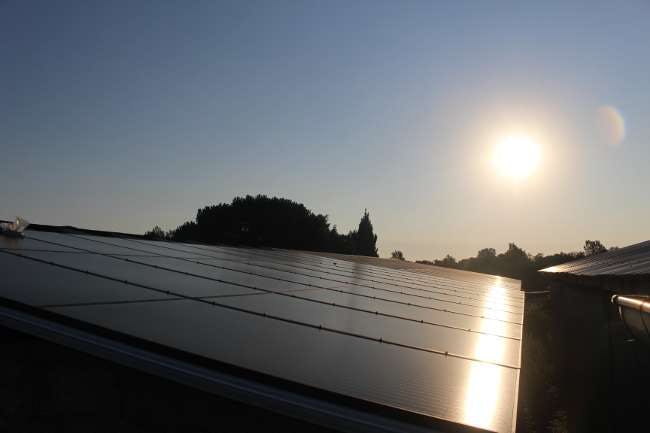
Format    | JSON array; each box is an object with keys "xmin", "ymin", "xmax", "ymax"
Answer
[
  {"xmin": 462, "ymin": 282, "xmax": 508, "ymax": 430},
  {"xmin": 463, "ymin": 363, "xmax": 502, "ymax": 428}
]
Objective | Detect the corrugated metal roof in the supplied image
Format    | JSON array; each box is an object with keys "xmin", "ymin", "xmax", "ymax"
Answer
[{"xmin": 540, "ymin": 240, "xmax": 650, "ymax": 276}]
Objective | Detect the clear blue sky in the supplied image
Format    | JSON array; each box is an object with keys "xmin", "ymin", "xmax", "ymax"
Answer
[{"xmin": 2, "ymin": 1, "xmax": 649, "ymax": 260}]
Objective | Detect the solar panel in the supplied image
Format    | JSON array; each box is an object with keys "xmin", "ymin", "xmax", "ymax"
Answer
[
  {"xmin": 0, "ymin": 229, "xmax": 524, "ymax": 433},
  {"xmin": 541, "ymin": 240, "xmax": 650, "ymax": 276},
  {"xmin": 0, "ymin": 252, "xmax": 168, "ymax": 306}
]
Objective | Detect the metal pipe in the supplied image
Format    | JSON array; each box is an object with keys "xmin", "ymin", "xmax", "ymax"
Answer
[{"xmin": 612, "ymin": 295, "xmax": 650, "ymax": 345}]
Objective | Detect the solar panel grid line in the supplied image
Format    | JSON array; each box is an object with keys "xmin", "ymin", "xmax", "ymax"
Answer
[
  {"xmin": 46, "ymin": 283, "xmax": 520, "ymax": 341},
  {"xmin": 154, "ymin": 239, "xmax": 510, "ymax": 292},
  {"xmin": 38, "ymin": 286, "xmax": 322, "ymax": 309},
  {"xmin": 280, "ymin": 252, "xmax": 495, "ymax": 285},
  {"xmin": 27, "ymin": 236, "xmax": 518, "ymax": 313},
  {"xmin": 0, "ymin": 247, "xmax": 91, "ymax": 253},
  {"xmin": 197, "ymin": 256, "xmax": 525, "ymax": 307},
  {"xmin": 412, "ymin": 274, "xmax": 519, "ymax": 293},
  {"xmin": 213, "ymin": 247, "xmax": 470, "ymax": 288},
  {"xmin": 298, "ymin": 286, "xmax": 522, "ymax": 339},
  {"xmin": 225, "ymin": 246, "xmax": 430, "ymax": 280},
  {"xmin": 123, "ymin": 237, "xmax": 519, "ymax": 300},
  {"xmin": 52, "ymin": 234, "xmax": 522, "ymax": 315},
  {"xmin": 191, "ymin": 242, "xmax": 523, "ymax": 296},
  {"xmin": 213, "ymin": 294, "xmax": 521, "ymax": 366},
  {"xmin": 44, "ymin": 239, "xmax": 518, "ymax": 323},
  {"xmin": 245, "ymin": 246, "xmax": 521, "ymax": 293},
  {"xmin": 13, "ymin": 239, "xmax": 521, "ymax": 339},
  {"xmin": 0, "ymin": 249, "xmax": 519, "ymax": 369},
  {"xmin": 237, "ymin": 252, "xmax": 523, "ymax": 300},
  {"xmin": 0, "ymin": 248, "xmax": 214, "ymax": 262},
  {"xmin": 18, "ymin": 236, "xmax": 523, "ymax": 325},
  {"xmin": 304, "ymin": 286, "xmax": 522, "ymax": 325},
  {"xmin": 237, "ymin": 249, "xmax": 524, "ymax": 294},
  {"xmin": 179, "ymin": 257, "xmax": 524, "ymax": 313},
  {"xmin": 57, "ymin": 235, "xmax": 494, "ymax": 305},
  {"xmin": 195, "ymin": 253, "xmax": 526, "ymax": 306},
  {"xmin": 104, "ymin": 236, "xmax": 525, "ymax": 309},
  {"xmin": 155, "ymin": 239, "xmax": 523, "ymax": 297},
  {"xmin": 403, "ymin": 267, "xmax": 520, "ymax": 286},
  {"xmin": 354, "ymin": 261, "xmax": 521, "ymax": 288},
  {"xmin": 46, "ymin": 299, "xmax": 519, "ymax": 371}
]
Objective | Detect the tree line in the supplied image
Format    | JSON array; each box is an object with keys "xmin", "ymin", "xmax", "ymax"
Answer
[
  {"xmin": 414, "ymin": 239, "xmax": 611, "ymax": 280},
  {"xmin": 147, "ymin": 194, "xmax": 612, "ymax": 280},
  {"xmin": 145, "ymin": 195, "xmax": 378, "ymax": 256}
]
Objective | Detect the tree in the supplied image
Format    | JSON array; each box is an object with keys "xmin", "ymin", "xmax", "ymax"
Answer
[
  {"xmin": 435, "ymin": 254, "xmax": 457, "ymax": 267},
  {"xmin": 584, "ymin": 240, "xmax": 607, "ymax": 256},
  {"xmin": 429, "ymin": 242, "xmax": 587, "ymax": 279},
  {"xmin": 355, "ymin": 209, "xmax": 378, "ymax": 257},
  {"xmin": 192, "ymin": 195, "xmax": 336, "ymax": 250},
  {"xmin": 496, "ymin": 243, "xmax": 531, "ymax": 278},
  {"xmin": 144, "ymin": 225, "xmax": 166, "ymax": 240},
  {"xmin": 477, "ymin": 248, "xmax": 496, "ymax": 260},
  {"xmin": 169, "ymin": 221, "xmax": 198, "ymax": 241},
  {"xmin": 391, "ymin": 250, "xmax": 405, "ymax": 260},
  {"xmin": 155, "ymin": 195, "xmax": 381, "ymax": 256},
  {"xmin": 458, "ymin": 247, "xmax": 496, "ymax": 274}
]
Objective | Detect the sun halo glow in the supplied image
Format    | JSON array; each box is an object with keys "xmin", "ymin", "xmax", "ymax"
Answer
[{"xmin": 491, "ymin": 135, "xmax": 541, "ymax": 181}]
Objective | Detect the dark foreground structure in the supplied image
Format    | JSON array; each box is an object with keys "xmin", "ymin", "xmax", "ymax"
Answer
[
  {"xmin": 1, "ymin": 225, "xmax": 523, "ymax": 433},
  {"xmin": 523, "ymin": 242, "xmax": 650, "ymax": 433}
]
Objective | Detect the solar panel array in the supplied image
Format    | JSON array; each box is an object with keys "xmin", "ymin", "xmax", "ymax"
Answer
[
  {"xmin": 541, "ymin": 240, "xmax": 650, "ymax": 276},
  {"xmin": 0, "ymin": 229, "xmax": 524, "ymax": 433}
]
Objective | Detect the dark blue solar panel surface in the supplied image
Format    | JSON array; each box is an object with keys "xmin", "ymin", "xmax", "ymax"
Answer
[{"xmin": 0, "ymin": 230, "xmax": 524, "ymax": 433}]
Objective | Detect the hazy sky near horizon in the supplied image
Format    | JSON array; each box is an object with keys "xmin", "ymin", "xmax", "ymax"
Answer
[{"xmin": 2, "ymin": 1, "xmax": 649, "ymax": 260}]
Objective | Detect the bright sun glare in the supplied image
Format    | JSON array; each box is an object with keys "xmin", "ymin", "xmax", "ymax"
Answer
[{"xmin": 492, "ymin": 135, "xmax": 541, "ymax": 180}]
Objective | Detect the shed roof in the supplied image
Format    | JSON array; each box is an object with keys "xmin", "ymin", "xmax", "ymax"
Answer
[{"xmin": 541, "ymin": 241, "xmax": 650, "ymax": 276}]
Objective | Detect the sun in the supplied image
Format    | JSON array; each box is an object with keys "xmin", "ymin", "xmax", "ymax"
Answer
[{"xmin": 491, "ymin": 134, "xmax": 541, "ymax": 180}]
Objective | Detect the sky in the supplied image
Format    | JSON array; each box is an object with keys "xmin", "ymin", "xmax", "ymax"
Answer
[{"xmin": 2, "ymin": 1, "xmax": 649, "ymax": 260}]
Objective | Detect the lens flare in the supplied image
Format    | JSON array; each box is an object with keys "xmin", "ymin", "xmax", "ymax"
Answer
[{"xmin": 597, "ymin": 105, "xmax": 625, "ymax": 146}]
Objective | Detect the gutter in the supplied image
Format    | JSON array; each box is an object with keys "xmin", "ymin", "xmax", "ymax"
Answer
[{"xmin": 611, "ymin": 295, "xmax": 650, "ymax": 345}]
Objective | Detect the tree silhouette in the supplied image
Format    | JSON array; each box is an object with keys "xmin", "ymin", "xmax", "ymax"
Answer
[
  {"xmin": 584, "ymin": 240, "xmax": 607, "ymax": 256},
  {"xmin": 498, "ymin": 243, "xmax": 530, "ymax": 277},
  {"xmin": 429, "ymin": 242, "xmax": 587, "ymax": 279},
  {"xmin": 144, "ymin": 226, "xmax": 166, "ymax": 240},
  {"xmin": 354, "ymin": 209, "xmax": 378, "ymax": 257},
  {"xmin": 154, "ymin": 195, "xmax": 379, "ymax": 256},
  {"xmin": 391, "ymin": 250, "xmax": 405, "ymax": 260},
  {"xmin": 435, "ymin": 254, "xmax": 457, "ymax": 267},
  {"xmin": 169, "ymin": 221, "xmax": 198, "ymax": 241}
]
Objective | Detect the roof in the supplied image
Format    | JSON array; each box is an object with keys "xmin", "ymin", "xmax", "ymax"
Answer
[
  {"xmin": 0, "ymin": 226, "xmax": 523, "ymax": 433},
  {"xmin": 540, "ymin": 241, "xmax": 650, "ymax": 276}
]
